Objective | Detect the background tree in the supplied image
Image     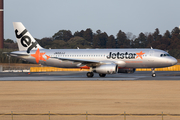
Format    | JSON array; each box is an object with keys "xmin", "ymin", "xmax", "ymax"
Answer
[
  {"xmin": 74, "ymin": 30, "xmax": 84, "ymax": 37},
  {"xmin": 93, "ymin": 30, "xmax": 101, "ymax": 48},
  {"xmin": 116, "ymin": 30, "xmax": 127, "ymax": 48},
  {"xmin": 171, "ymin": 27, "xmax": 180, "ymax": 38},
  {"xmin": 4, "ymin": 39, "xmax": 18, "ymax": 49},
  {"xmin": 146, "ymin": 34, "xmax": 154, "ymax": 48},
  {"xmin": 51, "ymin": 40, "xmax": 68, "ymax": 49},
  {"xmin": 106, "ymin": 35, "xmax": 116, "ymax": 48},
  {"xmin": 68, "ymin": 36, "xmax": 91, "ymax": 48},
  {"xmin": 153, "ymin": 28, "xmax": 161, "ymax": 41},
  {"xmin": 52, "ymin": 30, "xmax": 72, "ymax": 42},
  {"xmin": 39, "ymin": 37, "xmax": 53, "ymax": 48},
  {"xmin": 99, "ymin": 32, "xmax": 108, "ymax": 48},
  {"xmin": 93, "ymin": 30, "xmax": 108, "ymax": 48},
  {"xmin": 83, "ymin": 28, "xmax": 93, "ymax": 43},
  {"xmin": 93, "ymin": 34, "xmax": 100, "ymax": 48},
  {"xmin": 164, "ymin": 30, "xmax": 171, "ymax": 38},
  {"xmin": 137, "ymin": 32, "xmax": 147, "ymax": 48},
  {"xmin": 4, "ymin": 39, "xmax": 14, "ymax": 43}
]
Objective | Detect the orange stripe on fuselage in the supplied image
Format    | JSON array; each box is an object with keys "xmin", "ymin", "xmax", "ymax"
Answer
[{"xmin": 79, "ymin": 66, "xmax": 90, "ymax": 69}]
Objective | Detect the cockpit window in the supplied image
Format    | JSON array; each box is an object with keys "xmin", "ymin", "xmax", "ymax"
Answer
[{"xmin": 160, "ymin": 54, "xmax": 171, "ymax": 57}]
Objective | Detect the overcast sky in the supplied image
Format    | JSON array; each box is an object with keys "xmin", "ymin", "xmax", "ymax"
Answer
[{"xmin": 4, "ymin": 0, "xmax": 180, "ymax": 40}]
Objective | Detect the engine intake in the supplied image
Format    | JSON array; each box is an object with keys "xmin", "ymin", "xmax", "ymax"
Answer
[{"xmin": 93, "ymin": 64, "xmax": 118, "ymax": 74}]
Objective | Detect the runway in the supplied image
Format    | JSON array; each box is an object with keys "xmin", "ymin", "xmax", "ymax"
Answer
[{"xmin": 0, "ymin": 71, "xmax": 180, "ymax": 81}]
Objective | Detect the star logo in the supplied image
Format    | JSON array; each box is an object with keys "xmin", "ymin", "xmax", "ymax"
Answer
[
  {"xmin": 135, "ymin": 51, "xmax": 145, "ymax": 59},
  {"xmin": 31, "ymin": 48, "xmax": 50, "ymax": 63},
  {"xmin": 45, "ymin": 55, "xmax": 50, "ymax": 60}
]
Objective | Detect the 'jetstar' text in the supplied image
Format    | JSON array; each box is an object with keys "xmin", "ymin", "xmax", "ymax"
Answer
[{"xmin": 107, "ymin": 52, "xmax": 136, "ymax": 59}]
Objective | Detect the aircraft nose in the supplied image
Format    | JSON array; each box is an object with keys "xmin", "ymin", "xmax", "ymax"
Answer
[{"xmin": 171, "ymin": 57, "xmax": 177, "ymax": 65}]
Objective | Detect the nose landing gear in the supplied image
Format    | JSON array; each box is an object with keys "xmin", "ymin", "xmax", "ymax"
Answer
[{"xmin": 152, "ymin": 68, "xmax": 156, "ymax": 77}]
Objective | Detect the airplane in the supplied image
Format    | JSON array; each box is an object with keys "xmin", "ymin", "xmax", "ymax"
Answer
[{"xmin": 9, "ymin": 22, "xmax": 177, "ymax": 77}]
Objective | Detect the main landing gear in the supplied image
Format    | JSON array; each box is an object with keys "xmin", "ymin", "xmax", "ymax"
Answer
[
  {"xmin": 152, "ymin": 68, "xmax": 156, "ymax": 77},
  {"xmin": 99, "ymin": 74, "xmax": 106, "ymax": 77},
  {"xmin": 87, "ymin": 72, "xmax": 94, "ymax": 77},
  {"xmin": 87, "ymin": 72, "xmax": 106, "ymax": 77}
]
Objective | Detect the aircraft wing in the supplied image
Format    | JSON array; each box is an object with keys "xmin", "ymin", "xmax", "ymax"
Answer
[
  {"xmin": 55, "ymin": 57, "xmax": 106, "ymax": 66},
  {"xmin": 10, "ymin": 52, "xmax": 29, "ymax": 57},
  {"xmin": 3, "ymin": 52, "xmax": 29, "ymax": 57}
]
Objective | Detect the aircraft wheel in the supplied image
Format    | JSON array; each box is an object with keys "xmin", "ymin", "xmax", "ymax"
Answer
[
  {"xmin": 99, "ymin": 74, "xmax": 106, "ymax": 77},
  {"xmin": 152, "ymin": 73, "xmax": 156, "ymax": 77},
  {"xmin": 87, "ymin": 72, "xmax": 94, "ymax": 77}
]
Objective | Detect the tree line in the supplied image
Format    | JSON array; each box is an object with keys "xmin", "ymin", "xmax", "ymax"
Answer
[{"xmin": 1, "ymin": 26, "xmax": 180, "ymax": 63}]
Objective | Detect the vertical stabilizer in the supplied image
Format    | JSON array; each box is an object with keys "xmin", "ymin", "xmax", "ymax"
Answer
[{"xmin": 13, "ymin": 22, "xmax": 43, "ymax": 53}]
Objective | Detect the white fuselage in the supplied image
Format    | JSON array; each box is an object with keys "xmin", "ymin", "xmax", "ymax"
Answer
[{"xmin": 11, "ymin": 48, "xmax": 177, "ymax": 68}]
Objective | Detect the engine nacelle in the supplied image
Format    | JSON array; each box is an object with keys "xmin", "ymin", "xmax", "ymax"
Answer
[
  {"xmin": 93, "ymin": 64, "xmax": 118, "ymax": 74},
  {"xmin": 118, "ymin": 68, "xmax": 136, "ymax": 73}
]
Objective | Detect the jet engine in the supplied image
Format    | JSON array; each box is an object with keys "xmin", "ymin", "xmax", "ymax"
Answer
[
  {"xmin": 118, "ymin": 68, "xmax": 136, "ymax": 73},
  {"xmin": 93, "ymin": 64, "xmax": 118, "ymax": 74}
]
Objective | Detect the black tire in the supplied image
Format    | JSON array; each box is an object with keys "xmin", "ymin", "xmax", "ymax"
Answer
[
  {"xmin": 99, "ymin": 74, "xmax": 106, "ymax": 77},
  {"xmin": 152, "ymin": 73, "xmax": 156, "ymax": 77},
  {"xmin": 87, "ymin": 72, "xmax": 94, "ymax": 77},
  {"xmin": 127, "ymin": 70, "xmax": 132, "ymax": 74}
]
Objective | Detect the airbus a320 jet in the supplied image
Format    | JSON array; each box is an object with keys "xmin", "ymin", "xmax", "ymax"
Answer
[{"xmin": 9, "ymin": 22, "xmax": 177, "ymax": 77}]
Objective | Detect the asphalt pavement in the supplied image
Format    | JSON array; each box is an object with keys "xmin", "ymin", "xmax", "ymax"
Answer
[{"xmin": 0, "ymin": 71, "xmax": 180, "ymax": 81}]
